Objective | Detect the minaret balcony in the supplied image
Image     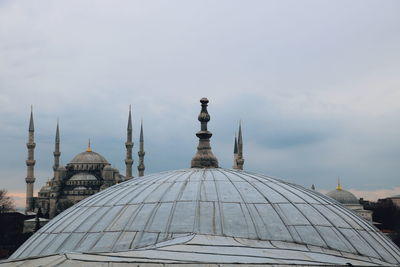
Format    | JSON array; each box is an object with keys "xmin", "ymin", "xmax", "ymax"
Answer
[
  {"xmin": 125, "ymin": 142, "xmax": 133, "ymax": 148},
  {"xmin": 26, "ymin": 159, "xmax": 36, "ymax": 166},
  {"xmin": 25, "ymin": 177, "xmax": 35, "ymax": 183},
  {"xmin": 26, "ymin": 143, "xmax": 36, "ymax": 149}
]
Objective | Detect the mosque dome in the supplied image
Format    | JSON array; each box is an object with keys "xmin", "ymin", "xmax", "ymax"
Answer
[
  {"xmin": 327, "ymin": 187, "xmax": 359, "ymax": 205},
  {"xmin": 70, "ymin": 151, "xmax": 109, "ymax": 165},
  {"xmin": 8, "ymin": 99, "xmax": 400, "ymax": 266},
  {"xmin": 67, "ymin": 150, "xmax": 109, "ymax": 171},
  {"xmin": 10, "ymin": 168, "xmax": 400, "ymax": 265}
]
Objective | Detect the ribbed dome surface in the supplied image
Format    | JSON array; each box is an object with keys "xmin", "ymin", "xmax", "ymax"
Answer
[
  {"xmin": 69, "ymin": 151, "xmax": 108, "ymax": 164},
  {"xmin": 11, "ymin": 168, "xmax": 400, "ymax": 265},
  {"xmin": 327, "ymin": 189, "xmax": 359, "ymax": 204}
]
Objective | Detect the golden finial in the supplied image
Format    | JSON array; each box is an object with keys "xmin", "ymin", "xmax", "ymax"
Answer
[
  {"xmin": 86, "ymin": 139, "xmax": 92, "ymax": 152},
  {"xmin": 336, "ymin": 176, "xmax": 342, "ymax": 191}
]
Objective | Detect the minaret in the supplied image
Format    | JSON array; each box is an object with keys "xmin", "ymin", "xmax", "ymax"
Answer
[
  {"xmin": 125, "ymin": 105, "xmax": 133, "ymax": 179},
  {"xmin": 233, "ymin": 134, "xmax": 238, "ymax": 169},
  {"xmin": 191, "ymin": 98, "xmax": 219, "ymax": 168},
  {"xmin": 53, "ymin": 120, "xmax": 61, "ymax": 177},
  {"xmin": 25, "ymin": 106, "xmax": 36, "ymax": 213},
  {"xmin": 236, "ymin": 121, "xmax": 244, "ymax": 170},
  {"xmin": 137, "ymin": 120, "xmax": 145, "ymax": 177}
]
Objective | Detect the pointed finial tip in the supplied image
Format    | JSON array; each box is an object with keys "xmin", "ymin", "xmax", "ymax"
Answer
[
  {"xmin": 336, "ymin": 177, "xmax": 342, "ymax": 191},
  {"xmin": 86, "ymin": 139, "xmax": 92, "ymax": 152}
]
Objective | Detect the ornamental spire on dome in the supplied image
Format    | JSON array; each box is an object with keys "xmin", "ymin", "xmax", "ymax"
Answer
[
  {"xmin": 191, "ymin": 98, "xmax": 218, "ymax": 168},
  {"xmin": 336, "ymin": 177, "xmax": 342, "ymax": 191},
  {"xmin": 87, "ymin": 139, "xmax": 92, "ymax": 152}
]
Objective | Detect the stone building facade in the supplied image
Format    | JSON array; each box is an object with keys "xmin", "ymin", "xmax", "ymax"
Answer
[{"xmin": 24, "ymin": 108, "xmax": 145, "ymax": 218}]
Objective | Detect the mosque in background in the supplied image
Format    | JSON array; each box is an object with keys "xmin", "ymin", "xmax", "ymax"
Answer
[
  {"xmin": 24, "ymin": 107, "xmax": 146, "ymax": 218},
  {"xmin": 8, "ymin": 98, "xmax": 400, "ymax": 266},
  {"xmin": 325, "ymin": 180, "xmax": 373, "ymax": 222}
]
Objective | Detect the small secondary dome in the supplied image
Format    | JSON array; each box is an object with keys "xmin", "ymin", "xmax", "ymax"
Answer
[
  {"xmin": 327, "ymin": 181, "xmax": 359, "ymax": 205},
  {"xmin": 327, "ymin": 188, "xmax": 359, "ymax": 204}
]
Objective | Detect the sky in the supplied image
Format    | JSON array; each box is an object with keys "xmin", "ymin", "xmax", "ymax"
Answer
[{"xmin": 0, "ymin": 0, "xmax": 399, "ymax": 208}]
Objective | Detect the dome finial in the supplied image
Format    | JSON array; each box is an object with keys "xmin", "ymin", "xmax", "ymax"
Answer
[
  {"xmin": 191, "ymin": 98, "xmax": 218, "ymax": 168},
  {"xmin": 87, "ymin": 139, "xmax": 92, "ymax": 152},
  {"xmin": 336, "ymin": 176, "xmax": 342, "ymax": 191}
]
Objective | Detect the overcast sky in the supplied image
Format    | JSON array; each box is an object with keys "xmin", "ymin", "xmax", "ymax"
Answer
[{"xmin": 1, "ymin": 0, "xmax": 399, "ymax": 207}]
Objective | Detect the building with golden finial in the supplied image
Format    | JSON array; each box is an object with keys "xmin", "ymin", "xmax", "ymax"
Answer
[
  {"xmin": 326, "ymin": 177, "xmax": 372, "ymax": 221},
  {"xmin": 28, "ymin": 107, "xmax": 143, "ymax": 219}
]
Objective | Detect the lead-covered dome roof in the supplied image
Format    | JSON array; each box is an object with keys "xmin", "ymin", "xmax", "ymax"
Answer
[
  {"xmin": 11, "ymin": 168, "xmax": 400, "ymax": 265},
  {"xmin": 327, "ymin": 188, "xmax": 359, "ymax": 204},
  {"xmin": 70, "ymin": 151, "xmax": 108, "ymax": 164}
]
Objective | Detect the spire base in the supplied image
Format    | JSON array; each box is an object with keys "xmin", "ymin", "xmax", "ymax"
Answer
[{"xmin": 191, "ymin": 98, "xmax": 219, "ymax": 168}]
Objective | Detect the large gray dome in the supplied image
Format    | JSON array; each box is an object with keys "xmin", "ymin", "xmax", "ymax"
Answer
[
  {"xmin": 10, "ymin": 168, "xmax": 400, "ymax": 265},
  {"xmin": 327, "ymin": 188, "xmax": 359, "ymax": 204},
  {"xmin": 67, "ymin": 150, "xmax": 109, "ymax": 171},
  {"xmin": 70, "ymin": 151, "xmax": 108, "ymax": 164}
]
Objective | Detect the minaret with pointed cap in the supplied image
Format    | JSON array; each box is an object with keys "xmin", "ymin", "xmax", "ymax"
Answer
[
  {"xmin": 236, "ymin": 121, "xmax": 244, "ymax": 170},
  {"xmin": 191, "ymin": 98, "xmax": 219, "ymax": 168},
  {"xmin": 53, "ymin": 120, "xmax": 61, "ymax": 177},
  {"xmin": 138, "ymin": 120, "xmax": 145, "ymax": 177},
  {"xmin": 25, "ymin": 106, "xmax": 36, "ymax": 213},
  {"xmin": 233, "ymin": 133, "xmax": 238, "ymax": 169},
  {"xmin": 125, "ymin": 105, "xmax": 134, "ymax": 179}
]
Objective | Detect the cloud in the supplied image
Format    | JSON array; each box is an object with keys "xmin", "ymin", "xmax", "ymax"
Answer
[{"xmin": 0, "ymin": 1, "xmax": 399, "ymax": 198}]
